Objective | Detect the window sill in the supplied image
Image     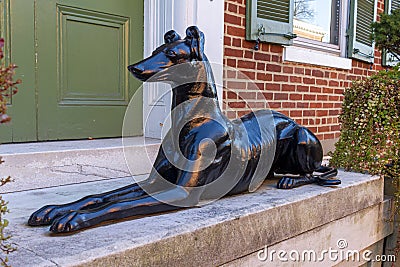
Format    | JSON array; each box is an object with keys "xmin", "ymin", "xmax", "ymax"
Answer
[{"xmin": 283, "ymin": 46, "xmax": 352, "ymax": 70}]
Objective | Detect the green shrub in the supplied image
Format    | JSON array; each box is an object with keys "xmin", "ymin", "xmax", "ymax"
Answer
[
  {"xmin": 0, "ymin": 38, "xmax": 19, "ymax": 267},
  {"xmin": 330, "ymin": 67, "xmax": 400, "ymax": 201}
]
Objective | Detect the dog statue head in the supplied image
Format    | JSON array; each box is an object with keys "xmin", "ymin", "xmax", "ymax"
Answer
[{"xmin": 128, "ymin": 26, "xmax": 206, "ymax": 83}]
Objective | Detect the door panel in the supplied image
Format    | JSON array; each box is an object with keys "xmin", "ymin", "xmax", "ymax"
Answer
[
  {"xmin": 0, "ymin": 0, "xmax": 37, "ymax": 143},
  {"xmin": 37, "ymin": 0, "xmax": 143, "ymax": 140}
]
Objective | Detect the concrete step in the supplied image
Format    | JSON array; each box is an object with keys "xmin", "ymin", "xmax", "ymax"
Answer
[
  {"xmin": 0, "ymin": 137, "xmax": 160, "ymax": 193},
  {"xmin": 2, "ymin": 171, "xmax": 391, "ymax": 267}
]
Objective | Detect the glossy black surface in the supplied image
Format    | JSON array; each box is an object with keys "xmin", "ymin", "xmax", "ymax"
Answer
[{"xmin": 28, "ymin": 26, "xmax": 340, "ymax": 233}]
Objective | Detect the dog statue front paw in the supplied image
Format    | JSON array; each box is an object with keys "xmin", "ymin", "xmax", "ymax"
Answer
[
  {"xmin": 50, "ymin": 211, "xmax": 89, "ymax": 233},
  {"xmin": 28, "ymin": 205, "xmax": 71, "ymax": 226}
]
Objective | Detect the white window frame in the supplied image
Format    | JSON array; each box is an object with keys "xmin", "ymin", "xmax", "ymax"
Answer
[{"xmin": 283, "ymin": 0, "xmax": 352, "ymax": 70}]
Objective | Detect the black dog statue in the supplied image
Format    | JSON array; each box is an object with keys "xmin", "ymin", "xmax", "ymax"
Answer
[{"xmin": 28, "ymin": 26, "xmax": 340, "ymax": 233}]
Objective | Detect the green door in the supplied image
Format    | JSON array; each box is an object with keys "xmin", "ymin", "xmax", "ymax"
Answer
[{"xmin": 0, "ymin": 0, "xmax": 143, "ymax": 142}]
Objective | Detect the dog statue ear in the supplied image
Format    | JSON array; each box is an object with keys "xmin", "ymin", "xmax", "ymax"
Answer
[
  {"xmin": 185, "ymin": 26, "xmax": 205, "ymax": 61},
  {"xmin": 164, "ymin": 30, "xmax": 181, "ymax": 44}
]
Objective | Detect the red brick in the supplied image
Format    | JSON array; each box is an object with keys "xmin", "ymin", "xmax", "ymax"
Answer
[
  {"xmin": 290, "ymin": 76, "xmax": 302, "ymax": 83},
  {"xmin": 353, "ymin": 68, "xmax": 363, "ymax": 75},
  {"xmin": 280, "ymin": 110, "xmax": 290, "ymax": 117},
  {"xmin": 224, "ymin": 36, "xmax": 231, "ymax": 46},
  {"xmin": 270, "ymin": 45, "xmax": 283, "ymax": 54},
  {"xmin": 225, "ymin": 14, "xmax": 242, "ymax": 25},
  {"xmin": 227, "ymin": 3, "xmax": 238, "ymax": 13},
  {"xmin": 329, "ymin": 109, "xmax": 340, "ymax": 116},
  {"xmin": 225, "ymin": 48, "xmax": 243, "ymax": 57},
  {"xmin": 283, "ymin": 66, "xmax": 294, "ymax": 74},
  {"xmin": 227, "ymin": 26, "xmax": 245, "ymax": 37},
  {"xmin": 323, "ymin": 88, "xmax": 334, "ymax": 94},
  {"xmin": 239, "ymin": 92, "xmax": 257, "ymax": 99},
  {"xmin": 329, "ymin": 80, "xmax": 340, "ymax": 87},
  {"xmin": 249, "ymin": 102, "xmax": 266, "ymax": 109},
  {"xmin": 226, "ymin": 59, "xmax": 236, "ymax": 67},
  {"xmin": 269, "ymin": 102, "xmax": 281, "ymax": 108},
  {"xmin": 226, "ymin": 70, "xmax": 236, "ymax": 78},
  {"xmin": 227, "ymin": 81, "xmax": 246, "ymax": 89},
  {"xmin": 254, "ymin": 53, "xmax": 270, "ymax": 61},
  {"xmin": 310, "ymin": 103, "xmax": 323, "ymax": 108},
  {"xmin": 295, "ymin": 67, "xmax": 304, "ymax": 75},
  {"xmin": 310, "ymin": 86, "xmax": 321, "ymax": 93},
  {"xmin": 289, "ymin": 93, "xmax": 302, "ymax": 100},
  {"xmin": 228, "ymin": 102, "xmax": 246, "ymax": 108},
  {"xmin": 334, "ymin": 88, "xmax": 344, "ymax": 95},
  {"xmin": 271, "ymin": 55, "xmax": 281, "ymax": 62},
  {"xmin": 255, "ymin": 83, "xmax": 265, "ymax": 91},
  {"xmin": 303, "ymin": 110, "xmax": 316, "ymax": 116},
  {"xmin": 282, "ymin": 102, "xmax": 296, "ymax": 108},
  {"xmin": 242, "ymin": 71, "xmax": 256, "ymax": 80},
  {"xmin": 303, "ymin": 94, "xmax": 316, "ymax": 101},
  {"xmin": 266, "ymin": 64, "xmax": 282, "ymax": 72},
  {"xmin": 297, "ymin": 102, "xmax": 309, "ymax": 108},
  {"xmin": 290, "ymin": 110, "xmax": 302, "ymax": 117},
  {"xmin": 297, "ymin": 85, "xmax": 309, "ymax": 92},
  {"xmin": 303, "ymin": 77, "xmax": 315, "ymax": 85},
  {"xmin": 330, "ymin": 125, "xmax": 341, "ymax": 131},
  {"xmin": 261, "ymin": 92, "xmax": 273, "ymax": 100},
  {"xmin": 257, "ymin": 62, "xmax": 265, "ymax": 70},
  {"xmin": 274, "ymin": 75, "xmax": 288, "ymax": 82},
  {"xmin": 305, "ymin": 69, "xmax": 311, "ymax": 75},
  {"xmin": 312, "ymin": 70, "xmax": 324, "ymax": 77},
  {"xmin": 282, "ymin": 84, "xmax": 295, "ymax": 91},
  {"xmin": 274, "ymin": 93, "xmax": 288, "ymax": 100},
  {"xmin": 266, "ymin": 83, "xmax": 280, "ymax": 91},
  {"xmin": 322, "ymin": 103, "xmax": 334, "ymax": 108},
  {"xmin": 227, "ymin": 91, "xmax": 237, "ymax": 99},
  {"xmin": 317, "ymin": 126, "xmax": 330, "ymax": 133},
  {"xmin": 257, "ymin": 73, "xmax": 272, "ymax": 81},
  {"xmin": 239, "ymin": 6, "xmax": 246, "ymax": 15},
  {"xmin": 317, "ymin": 95, "xmax": 328, "ymax": 101},
  {"xmin": 328, "ymin": 95, "xmax": 340, "ymax": 101},
  {"xmin": 244, "ymin": 51, "xmax": 253, "ymax": 59},
  {"xmin": 316, "ymin": 79, "xmax": 328, "ymax": 86},
  {"xmin": 232, "ymin": 38, "xmax": 241, "ymax": 47},
  {"xmin": 316, "ymin": 110, "xmax": 328, "ymax": 116},
  {"xmin": 242, "ymin": 41, "xmax": 256, "ymax": 49}
]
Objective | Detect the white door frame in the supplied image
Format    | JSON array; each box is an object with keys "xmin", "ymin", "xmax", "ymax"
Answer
[{"xmin": 143, "ymin": 0, "xmax": 224, "ymax": 138}]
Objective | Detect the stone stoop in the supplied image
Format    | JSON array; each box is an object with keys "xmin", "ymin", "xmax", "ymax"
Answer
[
  {"xmin": 0, "ymin": 137, "xmax": 160, "ymax": 193},
  {"xmin": 2, "ymin": 171, "xmax": 393, "ymax": 267}
]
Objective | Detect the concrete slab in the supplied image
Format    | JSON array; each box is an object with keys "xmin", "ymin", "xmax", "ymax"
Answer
[
  {"xmin": 0, "ymin": 137, "xmax": 160, "ymax": 193},
  {"xmin": 2, "ymin": 171, "xmax": 384, "ymax": 266},
  {"xmin": 223, "ymin": 200, "xmax": 392, "ymax": 266}
]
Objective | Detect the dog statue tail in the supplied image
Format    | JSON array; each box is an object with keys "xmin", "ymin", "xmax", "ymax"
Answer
[{"xmin": 313, "ymin": 166, "xmax": 341, "ymax": 186}]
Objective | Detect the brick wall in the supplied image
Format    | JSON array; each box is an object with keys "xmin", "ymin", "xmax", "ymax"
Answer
[{"xmin": 223, "ymin": 0, "xmax": 385, "ymax": 150}]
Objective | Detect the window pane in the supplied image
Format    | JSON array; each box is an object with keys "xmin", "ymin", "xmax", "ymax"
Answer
[{"xmin": 294, "ymin": 0, "xmax": 340, "ymax": 44}]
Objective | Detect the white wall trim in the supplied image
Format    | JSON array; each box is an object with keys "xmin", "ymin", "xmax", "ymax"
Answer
[
  {"xmin": 283, "ymin": 46, "xmax": 352, "ymax": 70},
  {"xmin": 143, "ymin": 0, "xmax": 224, "ymax": 138}
]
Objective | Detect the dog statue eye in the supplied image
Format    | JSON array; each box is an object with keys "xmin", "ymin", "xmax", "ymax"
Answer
[{"xmin": 166, "ymin": 50, "xmax": 177, "ymax": 58}]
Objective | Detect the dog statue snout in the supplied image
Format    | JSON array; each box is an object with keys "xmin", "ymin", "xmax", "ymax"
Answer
[{"xmin": 127, "ymin": 64, "xmax": 144, "ymax": 79}]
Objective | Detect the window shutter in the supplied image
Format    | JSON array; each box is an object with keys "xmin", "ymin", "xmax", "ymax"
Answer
[
  {"xmin": 246, "ymin": 0, "xmax": 296, "ymax": 45},
  {"xmin": 382, "ymin": 0, "xmax": 400, "ymax": 66},
  {"xmin": 348, "ymin": 0, "xmax": 378, "ymax": 63}
]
